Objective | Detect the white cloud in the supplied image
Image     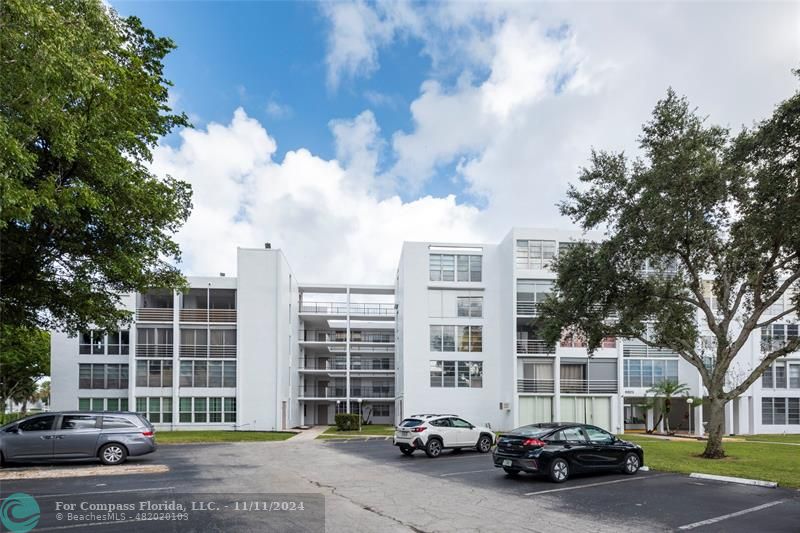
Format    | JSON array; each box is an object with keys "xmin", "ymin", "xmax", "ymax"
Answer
[{"xmin": 265, "ymin": 99, "xmax": 292, "ymax": 119}]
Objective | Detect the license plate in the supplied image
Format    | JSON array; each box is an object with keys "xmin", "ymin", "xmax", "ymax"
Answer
[
  {"xmin": 502, "ymin": 459, "xmax": 512, "ymax": 467},
  {"xmin": 400, "ymin": 430, "xmax": 408, "ymax": 434}
]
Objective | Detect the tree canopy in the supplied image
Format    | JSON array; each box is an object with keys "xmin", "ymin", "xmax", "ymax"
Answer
[
  {"xmin": 540, "ymin": 75, "xmax": 800, "ymax": 458},
  {"xmin": 0, "ymin": 0, "xmax": 191, "ymax": 332},
  {"xmin": 0, "ymin": 325, "xmax": 50, "ymax": 411}
]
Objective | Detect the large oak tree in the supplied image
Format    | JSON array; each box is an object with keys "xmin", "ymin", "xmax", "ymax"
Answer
[
  {"xmin": 0, "ymin": 0, "xmax": 191, "ymax": 333},
  {"xmin": 539, "ymin": 77, "xmax": 800, "ymax": 458}
]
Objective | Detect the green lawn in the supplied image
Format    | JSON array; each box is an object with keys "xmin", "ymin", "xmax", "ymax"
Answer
[
  {"xmin": 738, "ymin": 434, "xmax": 800, "ymax": 444},
  {"xmin": 623, "ymin": 435, "xmax": 800, "ymax": 488},
  {"xmin": 156, "ymin": 431, "xmax": 296, "ymax": 444},
  {"xmin": 319, "ymin": 424, "xmax": 395, "ymax": 438}
]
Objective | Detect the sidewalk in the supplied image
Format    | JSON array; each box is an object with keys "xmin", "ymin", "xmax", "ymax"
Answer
[{"xmin": 288, "ymin": 425, "xmax": 331, "ymax": 441}]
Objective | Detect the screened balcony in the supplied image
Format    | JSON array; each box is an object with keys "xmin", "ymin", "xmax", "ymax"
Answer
[
  {"xmin": 136, "ymin": 289, "xmax": 174, "ymax": 322},
  {"xmin": 180, "ymin": 288, "xmax": 237, "ymax": 323}
]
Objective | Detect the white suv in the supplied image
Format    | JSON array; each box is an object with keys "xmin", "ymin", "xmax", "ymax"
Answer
[{"xmin": 393, "ymin": 414, "xmax": 495, "ymax": 457}]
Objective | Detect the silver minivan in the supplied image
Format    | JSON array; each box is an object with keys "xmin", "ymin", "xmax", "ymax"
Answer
[{"xmin": 0, "ymin": 412, "xmax": 156, "ymax": 466}]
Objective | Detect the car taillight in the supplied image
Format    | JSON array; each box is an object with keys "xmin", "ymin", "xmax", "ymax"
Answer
[
  {"xmin": 142, "ymin": 431, "xmax": 154, "ymax": 437},
  {"xmin": 521, "ymin": 438, "xmax": 545, "ymax": 447},
  {"xmin": 411, "ymin": 426, "xmax": 427, "ymax": 433}
]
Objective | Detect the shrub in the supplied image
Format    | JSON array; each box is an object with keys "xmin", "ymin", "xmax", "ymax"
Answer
[{"xmin": 334, "ymin": 413, "xmax": 360, "ymax": 431}]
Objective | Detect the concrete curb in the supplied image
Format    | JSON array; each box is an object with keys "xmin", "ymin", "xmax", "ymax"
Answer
[{"xmin": 689, "ymin": 472, "xmax": 778, "ymax": 488}]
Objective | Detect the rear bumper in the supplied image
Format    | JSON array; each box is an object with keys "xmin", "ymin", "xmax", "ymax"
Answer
[
  {"xmin": 126, "ymin": 440, "xmax": 157, "ymax": 457},
  {"xmin": 394, "ymin": 436, "xmax": 424, "ymax": 449},
  {"xmin": 493, "ymin": 453, "xmax": 539, "ymax": 473}
]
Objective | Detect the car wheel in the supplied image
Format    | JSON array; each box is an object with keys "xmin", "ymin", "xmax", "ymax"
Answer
[
  {"xmin": 503, "ymin": 467, "xmax": 520, "ymax": 477},
  {"xmin": 476, "ymin": 435, "xmax": 492, "ymax": 453},
  {"xmin": 99, "ymin": 443, "xmax": 128, "ymax": 466},
  {"xmin": 549, "ymin": 458, "xmax": 569, "ymax": 483},
  {"xmin": 424, "ymin": 438, "xmax": 443, "ymax": 458},
  {"xmin": 622, "ymin": 452, "xmax": 640, "ymax": 475},
  {"xmin": 400, "ymin": 445, "xmax": 414, "ymax": 456}
]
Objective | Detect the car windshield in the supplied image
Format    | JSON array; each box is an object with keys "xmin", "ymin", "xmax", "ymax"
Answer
[
  {"xmin": 398, "ymin": 418, "xmax": 424, "ymax": 428},
  {"xmin": 508, "ymin": 426, "xmax": 552, "ymax": 438}
]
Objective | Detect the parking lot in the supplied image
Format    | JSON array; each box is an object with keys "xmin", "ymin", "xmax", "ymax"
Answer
[
  {"xmin": 1, "ymin": 438, "xmax": 798, "ymax": 532},
  {"xmin": 325, "ymin": 437, "xmax": 800, "ymax": 532}
]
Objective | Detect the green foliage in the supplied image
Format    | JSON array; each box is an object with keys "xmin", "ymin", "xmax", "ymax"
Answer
[
  {"xmin": 0, "ymin": 412, "xmax": 28, "ymax": 426},
  {"xmin": 540, "ymin": 74, "xmax": 800, "ymax": 457},
  {"xmin": 0, "ymin": 325, "xmax": 50, "ymax": 410},
  {"xmin": 0, "ymin": 0, "xmax": 192, "ymax": 332},
  {"xmin": 334, "ymin": 413, "xmax": 361, "ymax": 431}
]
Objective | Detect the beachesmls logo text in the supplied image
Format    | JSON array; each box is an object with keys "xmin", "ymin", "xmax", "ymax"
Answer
[{"xmin": 0, "ymin": 492, "xmax": 40, "ymax": 532}]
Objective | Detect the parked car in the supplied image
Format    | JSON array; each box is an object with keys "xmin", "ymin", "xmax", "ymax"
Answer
[
  {"xmin": 0, "ymin": 412, "xmax": 156, "ymax": 466},
  {"xmin": 493, "ymin": 423, "xmax": 643, "ymax": 482},
  {"xmin": 393, "ymin": 414, "xmax": 495, "ymax": 457}
]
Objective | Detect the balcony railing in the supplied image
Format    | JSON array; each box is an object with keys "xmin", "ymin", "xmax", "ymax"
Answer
[
  {"xmin": 179, "ymin": 345, "xmax": 236, "ymax": 358},
  {"xmin": 299, "ymin": 359, "xmax": 347, "ymax": 370},
  {"xmin": 560, "ymin": 338, "xmax": 618, "ymax": 349},
  {"xmin": 761, "ymin": 339, "xmax": 799, "ymax": 353},
  {"xmin": 560, "ymin": 379, "xmax": 618, "ymax": 394},
  {"xmin": 517, "ymin": 379, "xmax": 555, "ymax": 393},
  {"xmin": 350, "ymin": 332, "xmax": 394, "ymax": 343},
  {"xmin": 298, "ymin": 386, "xmax": 346, "ymax": 398},
  {"xmin": 303, "ymin": 330, "xmax": 348, "ymax": 343},
  {"xmin": 136, "ymin": 308, "xmax": 173, "ymax": 322},
  {"xmin": 136, "ymin": 344, "xmax": 173, "ymax": 357},
  {"xmin": 516, "ymin": 302, "xmax": 541, "ymax": 316},
  {"xmin": 516, "ymin": 340, "xmax": 556, "ymax": 354},
  {"xmin": 349, "ymin": 388, "xmax": 395, "ymax": 398},
  {"xmin": 346, "ymin": 345, "xmax": 395, "ymax": 353},
  {"xmin": 349, "ymin": 303, "xmax": 395, "ymax": 316},
  {"xmin": 179, "ymin": 309, "xmax": 237, "ymax": 323},
  {"xmin": 622, "ymin": 344, "xmax": 679, "ymax": 358},
  {"xmin": 350, "ymin": 360, "xmax": 395, "ymax": 371},
  {"xmin": 299, "ymin": 302, "xmax": 395, "ymax": 316}
]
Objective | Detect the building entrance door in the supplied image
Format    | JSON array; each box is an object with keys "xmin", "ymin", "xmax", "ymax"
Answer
[{"xmin": 317, "ymin": 404, "xmax": 328, "ymax": 425}]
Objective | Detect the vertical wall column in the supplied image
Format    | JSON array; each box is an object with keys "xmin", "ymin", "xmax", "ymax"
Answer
[
  {"xmin": 345, "ymin": 287, "xmax": 351, "ymax": 414},
  {"xmin": 172, "ymin": 290, "xmax": 180, "ymax": 427},
  {"xmin": 552, "ymin": 351, "xmax": 561, "ymax": 422}
]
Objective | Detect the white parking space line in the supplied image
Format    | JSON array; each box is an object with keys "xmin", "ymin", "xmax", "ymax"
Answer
[
  {"xmin": 676, "ymin": 499, "xmax": 788, "ymax": 530},
  {"xmin": 0, "ymin": 464, "xmax": 169, "ymax": 481},
  {"xmin": 26, "ymin": 486, "xmax": 177, "ymax": 499},
  {"xmin": 440, "ymin": 468, "xmax": 496, "ymax": 477},
  {"xmin": 524, "ymin": 473, "xmax": 667, "ymax": 496}
]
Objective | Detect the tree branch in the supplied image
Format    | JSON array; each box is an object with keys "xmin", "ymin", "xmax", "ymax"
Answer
[{"xmin": 725, "ymin": 337, "xmax": 800, "ymax": 400}]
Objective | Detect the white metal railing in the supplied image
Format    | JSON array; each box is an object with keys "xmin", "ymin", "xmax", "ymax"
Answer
[
  {"xmin": 622, "ymin": 344, "xmax": 680, "ymax": 358},
  {"xmin": 350, "ymin": 360, "xmax": 395, "ymax": 371},
  {"xmin": 349, "ymin": 303, "xmax": 395, "ymax": 316},
  {"xmin": 560, "ymin": 379, "xmax": 618, "ymax": 394},
  {"xmin": 560, "ymin": 338, "xmax": 618, "ymax": 349},
  {"xmin": 300, "ymin": 302, "xmax": 349, "ymax": 314},
  {"xmin": 517, "ymin": 379, "xmax": 555, "ymax": 393},
  {"xmin": 179, "ymin": 309, "xmax": 236, "ymax": 323},
  {"xmin": 298, "ymin": 386, "xmax": 346, "ymax": 399},
  {"xmin": 299, "ymin": 359, "xmax": 347, "ymax": 370},
  {"xmin": 516, "ymin": 302, "xmax": 541, "ymax": 315},
  {"xmin": 179, "ymin": 345, "xmax": 236, "ymax": 358},
  {"xmin": 136, "ymin": 308, "xmax": 173, "ymax": 322},
  {"xmin": 303, "ymin": 331, "xmax": 348, "ymax": 343},
  {"xmin": 349, "ymin": 388, "xmax": 395, "ymax": 398},
  {"xmin": 299, "ymin": 302, "xmax": 395, "ymax": 316},
  {"xmin": 346, "ymin": 345, "xmax": 395, "ymax": 353},
  {"xmin": 350, "ymin": 332, "xmax": 395, "ymax": 343},
  {"xmin": 516, "ymin": 340, "xmax": 556, "ymax": 354},
  {"xmin": 135, "ymin": 344, "xmax": 172, "ymax": 357}
]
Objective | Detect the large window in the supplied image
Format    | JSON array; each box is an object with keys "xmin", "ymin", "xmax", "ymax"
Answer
[
  {"xmin": 429, "ymin": 254, "xmax": 481, "ymax": 282},
  {"xmin": 516, "ymin": 240, "xmax": 556, "ymax": 269},
  {"xmin": 107, "ymin": 330, "xmax": 130, "ymax": 355},
  {"xmin": 179, "ymin": 397, "xmax": 236, "ymax": 423},
  {"xmin": 457, "ymin": 296, "xmax": 483, "ymax": 318},
  {"xmin": 136, "ymin": 360, "xmax": 173, "ymax": 387},
  {"xmin": 762, "ymin": 397, "xmax": 800, "ymax": 425},
  {"xmin": 516, "ymin": 280, "xmax": 553, "ymax": 314},
  {"xmin": 179, "ymin": 360, "xmax": 236, "ymax": 387},
  {"xmin": 762, "ymin": 361, "xmax": 800, "ymax": 389},
  {"xmin": 762, "ymin": 324, "xmax": 800, "ymax": 352},
  {"xmin": 136, "ymin": 397, "xmax": 173, "ymax": 424},
  {"xmin": 78, "ymin": 364, "xmax": 129, "ymax": 389},
  {"xmin": 137, "ymin": 327, "xmax": 174, "ymax": 357},
  {"xmin": 79, "ymin": 331, "xmax": 106, "ymax": 355},
  {"xmin": 430, "ymin": 360, "xmax": 483, "ymax": 388},
  {"xmin": 623, "ymin": 359, "xmax": 678, "ymax": 388},
  {"xmin": 430, "ymin": 325, "xmax": 481, "ymax": 352},
  {"xmin": 78, "ymin": 398, "xmax": 129, "ymax": 411}
]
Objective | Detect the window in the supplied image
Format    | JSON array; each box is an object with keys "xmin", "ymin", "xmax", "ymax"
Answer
[
  {"xmin": 450, "ymin": 418, "xmax": 472, "ymax": 428},
  {"xmin": 562, "ymin": 427, "xmax": 586, "ymax": 442},
  {"xmin": 457, "ymin": 296, "xmax": 483, "ymax": 318},
  {"xmin": 107, "ymin": 330, "xmax": 130, "ymax": 355},
  {"xmin": 61, "ymin": 415, "xmax": 98, "ymax": 430},
  {"xmin": 136, "ymin": 360, "xmax": 173, "ymax": 387},
  {"xmin": 584, "ymin": 426, "xmax": 614, "ymax": 444},
  {"xmin": 790, "ymin": 364, "xmax": 800, "ymax": 389},
  {"xmin": 135, "ymin": 397, "xmax": 172, "ymax": 424},
  {"xmin": 516, "ymin": 240, "xmax": 556, "ymax": 269},
  {"xmin": 624, "ymin": 359, "xmax": 678, "ymax": 388},
  {"xmin": 430, "ymin": 360, "xmax": 483, "ymax": 388},
  {"xmin": 457, "ymin": 326, "xmax": 482, "ymax": 352},
  {"xmin": 137, "ymin": 327, "xmax": 174, "ymax": 357},
  {"xmin": 371, "ymin": 404, "xmax": 390, "ymax": 417},
  {"xmin": 103, "ymin": 416, "xmax": 136, "ymax": 429},
  {"xmin": 516, "ymin": 280, "xmax": 553, "ymax": 314},
  {"xmin": 432, "ymin": 325, "xmax": 480, "ymax": 352},
  {"xmin": 78, "ymin": 398, "xmax": 128, "ymax": 411},
  {"xmin": 429, "ymin": 325, "xmax": 455, "ymax": 352},
  {"xmin": 763, "ymin": 365, "xmax": 774, "ymax": 388},
  {"xmin": 179, "ymin": 360, "xmax": 236, "ymax": 387},
  {"xmin": 210, "ymin": 329, "xmax": 237, "ymax": 357},
  {"xmin": 429, "ymin": 254, "xmax": 481, "ymax": 282},
  {"xmin": 762, "ymin": 397, "xmax": 800, "ymax": 425},
  {"xmin": 176, "ymin": 397, "xmax": 236, "ymax": 423},
  {"xmin": 78, "ymin": 364, "xmax": 129, "ymax": 389},
  {"xmin": 762, "ymin": 324, "xmax": 800, "ymax": 352},
  {"xmin": 430, "ymin": 418, "xmax": 451, "ymax": 427},
  {"xmin": 18, "ymin": 415, "xmax": 56, "ymax": 432},
  {"xmin": 79, "ymin": 330, "xmax": 107, "ymax": 355}
]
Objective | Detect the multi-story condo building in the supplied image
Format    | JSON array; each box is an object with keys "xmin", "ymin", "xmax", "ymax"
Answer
[{"xmin": 50, "ymin": 229, "xmax": 799, "ymax": 435}]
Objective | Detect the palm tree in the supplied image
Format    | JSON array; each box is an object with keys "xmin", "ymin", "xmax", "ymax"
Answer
[{"xmin": 645, "ymin": 380, "xmax": 691, "ymax": 434}]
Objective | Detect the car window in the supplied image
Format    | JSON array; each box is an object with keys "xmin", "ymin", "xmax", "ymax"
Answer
[
  {"xmin": 399, "ymin": 419, "xmax": 424, "ymax": 428},
  {"xmin": 585, "ymin": 426, "xmax": 615, "ymax": 444},
  {"xmin": 103, "ymin": 416, "xmax": 136, "ymax": 429},
  {"xmin": 562, "ymin": 427, "xmax": 586, "ymax": 443},
  {"xmin": 450, "ymin": 418, "xmax": 472, "ymax": 428},
  {"xmin": 545, "ymin": 431, "xmax": 565, "ymax": 442},
  {"xmin": 61, "ymin": 415, "xmax": 99, "ymax": 430},
  {"xmin": 511, "ymin": 426, "xmax": 551, "ymax": 438},
  {"xmin": 430, "ymin": 418, "xmax": 451, "ymax": 427},
  {"xmin": 19, "ymin": 415, "xmax": 56, "ymax": 432}
]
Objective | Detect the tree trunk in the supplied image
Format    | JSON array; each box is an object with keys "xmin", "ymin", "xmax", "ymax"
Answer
[{"xmin": 703, "ymin": 398, "xmax": 727, "ymax": 458}]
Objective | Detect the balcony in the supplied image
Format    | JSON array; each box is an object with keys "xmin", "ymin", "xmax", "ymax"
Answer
[
  {"xmin": 347, "ymin": 345, "xmax": 395, "ymax": 353},
  {"xmin": 349, "ymin": 387, "xmax": 395, "ymax": 398},
  {"xmin": 136, "ymin": 308, "xmax": 173, "ymax": 322},
  {"xmin": 349, "ymin": 303, "xmax": 395, "ymax": 317},
  {"xmin": 516, "ymin": 340, "xmax": 556, "ymax": 354},
  {"xmin": 299, "ymin": 358, "xmax": 347, "ymax": 370},
  {"xmin": 350, "ymin": 359, "xmax": 395, "ymax": 371},
  {"xmin": 298, "ymin": 386, "xmax": 346, "ymax": 399},
  {"xmin": 136, "ymin": 344, "xmax": 173, "ymax": 357},
  {"xmin": 560, "ymin": 379, "xmax": 618, "ymax": 394},
  {"xmin": 179, "ymin": 344, "xmax": 236, "ymax": 358},
  {"xmin": 299, "ymin": 302, "xmax": 395, "ymax": 316},
  {"xmin": 179, "ymin": 308, "xmax": 237, "ymax": 323},
  {"xmin": 300, "ymin": 302, "xmax": 349, "ymax": 315},
  {"xmin": 303, "ymin": 330, "xmax": 348, "ymax": 343},
  {"xmin": 622, "ymin": 344, "xmax": 679, "ymax": 358},
  {"xmin": 350, "ymin": 332, "xmax": 394, "ymax": 344},
  {"xmin": 517, "ymin": 379, "xmax": 555, "ymax": 393},
  {"xmin": 516, "ymin": 302, "xmax": 541, "ymax": 316}
]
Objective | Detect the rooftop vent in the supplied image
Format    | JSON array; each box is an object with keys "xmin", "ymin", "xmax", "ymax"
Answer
[
  {"xmin": 219, "ymin": 272, "xmax": 226, "ymax": 277},
  {"xmin": 265, "ymin": 242, "xmax": 271, "ymax": 249}
]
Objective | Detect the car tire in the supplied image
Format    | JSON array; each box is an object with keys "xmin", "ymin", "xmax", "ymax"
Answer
[
  {"xmin": 622, "ymin": 452, "xmax": 640, "ymax": 475},
  {"xmin": 476, "ymin": 435, "xmax": 492, "ymax": 453},
  {"xmin": 400, "ymin": 445, "xmax": 414, "ymax": 456},
  {"xmin": 424, "ymin": 438, "xmax": 443, "ymax": 458},
  {"xmin": 99, "ymin": 443, "xmax": 128, "ymax": 466},
  {"xmin": 503, "ymin": 467, "xmax": 520, "ymax": 477},
  {"xmin": 549, "ymin": 458, "xmax": 569, "ymax": 483}
]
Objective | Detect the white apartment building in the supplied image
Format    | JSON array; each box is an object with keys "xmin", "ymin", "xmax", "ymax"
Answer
[{"xmin": 50, "ymin": 229, "xmax": 800, "ymax": 434}]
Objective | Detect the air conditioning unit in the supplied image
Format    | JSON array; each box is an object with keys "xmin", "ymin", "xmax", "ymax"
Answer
[{"xmin": 499, "ymin": 402, "xmax": 510, "ymax": 410}]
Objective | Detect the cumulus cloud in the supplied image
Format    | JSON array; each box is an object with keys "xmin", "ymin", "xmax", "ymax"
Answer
[{"xmin": 265, "ymin": 99, "xmax": 292, "ymax": 119}]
